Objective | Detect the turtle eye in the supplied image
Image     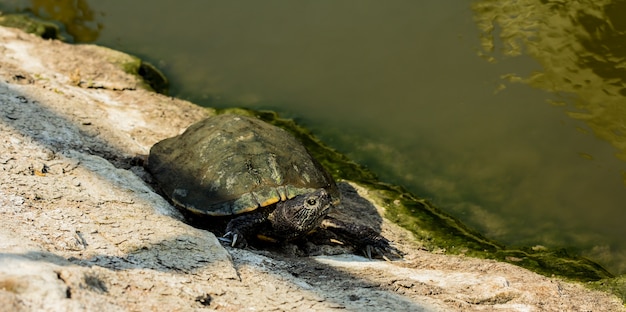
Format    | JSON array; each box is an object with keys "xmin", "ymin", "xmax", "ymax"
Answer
[{"xmin": 306, "ymin": 198, "xmax": 317, "ymax": 206}]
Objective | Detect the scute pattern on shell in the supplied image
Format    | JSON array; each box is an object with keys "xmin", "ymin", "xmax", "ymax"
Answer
[{"xmin": 147, "ymin": 114, "xmax": 339, "ymax": 216}]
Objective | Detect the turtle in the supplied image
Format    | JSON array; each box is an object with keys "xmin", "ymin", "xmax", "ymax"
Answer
[{"xmin": 146, "ymin": 114, "xmax": 400, "ymax": 259}]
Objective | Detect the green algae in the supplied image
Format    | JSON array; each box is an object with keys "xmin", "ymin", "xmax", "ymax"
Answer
[
  {"xmin": 102, "ymin": 51, "xmax": 169, "ymax": 94},
  {"xmin": 217, "ymin": 107, "xmax": 617, "ymax": 286},
  {"xmin": 0, "ymin": 13, "xmax": 61, "ymax": 40},
  {"xmin": 591, "ymin": 275, "xmax": 626, "ymax": 304}
]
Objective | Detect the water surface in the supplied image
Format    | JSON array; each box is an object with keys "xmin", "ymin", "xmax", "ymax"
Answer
[{"xmin": 3, "ymin": 0, "xmax": 626, "ymax": 274}]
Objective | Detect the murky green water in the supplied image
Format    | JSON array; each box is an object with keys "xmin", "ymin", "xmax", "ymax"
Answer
[{"xmin": 3, "ymin": 0, "xmax": 626, "ymax": 274}]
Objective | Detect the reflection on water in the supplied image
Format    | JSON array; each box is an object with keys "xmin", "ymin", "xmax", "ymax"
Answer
[
  {"xmin": 2, "ymin": 0, "xmax": 626, "ymax": 274},
  {"xmin": 473, "ymin": 0, "xmax": 626, "ymax": 272},
  {"xmin": 474, "ymin": 0, "xmax": 626, "ymax": 164}
]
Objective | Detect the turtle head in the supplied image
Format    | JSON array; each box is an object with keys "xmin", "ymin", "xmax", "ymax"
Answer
[{"xmin": 268, "ymin": 188, "xmax": 333, "ymax": 240}]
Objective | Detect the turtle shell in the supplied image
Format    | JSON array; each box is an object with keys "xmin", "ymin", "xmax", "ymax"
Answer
[{"xmin": 147, "ymin": 114, "xmax": 340, "ymax": 216}]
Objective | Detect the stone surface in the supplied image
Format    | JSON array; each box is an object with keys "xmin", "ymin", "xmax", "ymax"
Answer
[{"xmin": 0, "ymin": 25, "xmax": 623, "ymax": 311}]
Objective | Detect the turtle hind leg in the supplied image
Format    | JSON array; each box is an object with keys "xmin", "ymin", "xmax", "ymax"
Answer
[{"xmin": 320, "ymin": 216, "xmax": 402, "ymax": 260}]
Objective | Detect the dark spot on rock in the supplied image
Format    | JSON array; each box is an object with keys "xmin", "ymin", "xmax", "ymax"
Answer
[
  {"xmin": 195, "ymin": 293, "xmax": 212, "ymax": 306},
  {"xmin": 11, "ymin": 74, "xmax": 34, "ymax": 84},
  {"xmin": 54, "ymin": 271, "xmax": 72, "ymax": 298},
  {"xmin": 83, "ymin": 274, "xmax": 108, "ymax": 293}
]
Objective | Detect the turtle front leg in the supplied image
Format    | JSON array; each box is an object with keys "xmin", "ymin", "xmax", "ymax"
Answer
[
  {"xmin": 220, "ymin": 211, "xmax": 270, "ymax": 248},
  {"xmin": 320, "ymin": 216, "xmax": 402, "ymax": 260}
]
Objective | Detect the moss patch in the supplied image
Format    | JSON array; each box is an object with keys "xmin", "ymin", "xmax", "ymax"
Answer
[
  {"xmin": 591, "ymin": 275, "xmax": 626, "ymax": 304},
  {"xmin": 101, "ymin": 51, "xmax": 169, "ymax": 94},
  {"xmin": 0, "ymin": 13, "xmax": 61, "ymax": 40}
]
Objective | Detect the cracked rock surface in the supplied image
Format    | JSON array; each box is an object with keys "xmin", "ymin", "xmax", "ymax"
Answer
[{"xmin": 0, "ymin": 26, "xmax": 623, "ymax": 311}]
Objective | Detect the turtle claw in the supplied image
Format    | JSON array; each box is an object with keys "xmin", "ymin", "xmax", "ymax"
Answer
[
  {"xmin": 220, "ymin": 231, "xmax": 248, "ymax": 248},
  {"xmin": 218, "ymin": 235, "xmax": 233, "ymax": 245},
  {"xmin": 218, "ymin": 236, "xmax": 230, "ymax": 243},
  {"xmin": 361, "ymin": 241, "xmax": 403, "ymax": 261},
  {"xmin": 232, "ymin": 233, "xmax": 241, "ymax": 247},
  {"xmin": 382, "ymin": 244, "xmax": 403, "ymax": 260},
  {"xmin": 364, "ymin": 245, "xmax": 373, "ymax": 259}
]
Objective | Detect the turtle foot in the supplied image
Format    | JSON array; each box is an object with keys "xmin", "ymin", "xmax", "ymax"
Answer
[
  {"xmin": 361, "ymin": 238, "xmax": 403, "ymax": 261},
  {"xmin": 320, "ymin": 216, "xmax": 403, "ymax": 261}
]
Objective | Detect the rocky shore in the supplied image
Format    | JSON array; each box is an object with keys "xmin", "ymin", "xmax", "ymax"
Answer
[{"xmin": 0, "ymin": 25, "xmax": 624, "ymax": 311}]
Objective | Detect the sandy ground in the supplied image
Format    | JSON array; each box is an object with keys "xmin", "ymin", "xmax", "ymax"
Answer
[{"xmin": 0, "ymin": 26, "xmax": 624, "ymax": 311}]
